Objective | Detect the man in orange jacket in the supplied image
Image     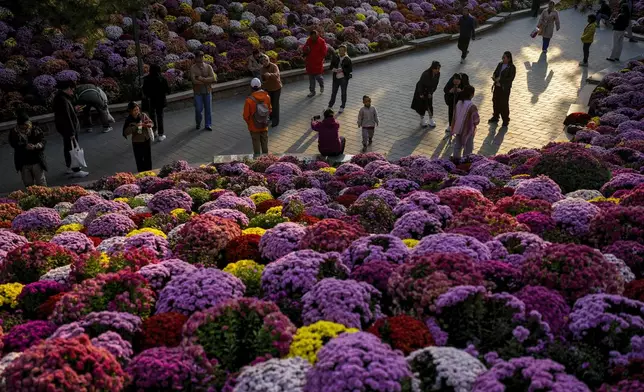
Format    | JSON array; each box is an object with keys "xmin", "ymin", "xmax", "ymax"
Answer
[{"xmin": 243, "ymin": 78, "xmax": 272, "ymax": 156}]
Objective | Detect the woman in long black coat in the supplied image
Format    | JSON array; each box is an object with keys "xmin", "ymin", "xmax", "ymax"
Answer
[
  {"xmin": 411, "ymin": 61, "xmax": 441, "ymax": 128},
  {"xmin": 142, "ymin": 64, "xmax": 171, "ymax": 141},
  {"xmin": 489, "ymin": 51, "xmax": 516, "ymax": 128}
]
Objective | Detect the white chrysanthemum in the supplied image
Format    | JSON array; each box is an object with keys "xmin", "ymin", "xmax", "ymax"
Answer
[
  {"xmin": 229, "ymin": 20, "xmax": 242, "ymax": 30},
  {"xmin": 604, "ymin": 253, "xmax": 636, "ymax": 283},
  {"xmin": 407, "ymin": 347, "xmax": 487, "ymax": 392},
  {"xmin": 506, "ymin": 178, "xmax": 528, "ymax": 188},
  {"xmin": 132, "ymin": 206, "xmax": 152, "ymax": 214},
  {"xmin": 54, "ymin": 202, "xmax": 73, "ymax": 216},
  {"xmin": 192, "ymin": 22, "xmax": 209, "ymax": 40},
  {"xmin": 234, "ymin": 357, "xmax": 311, "ymax": 392},
  {"xmin": 167, "ymin": 223, "xmax": 185, "ymax": 244},
  {"xmin": 194, "ymin": 7, "xmax": 206, "ymax": 14},
  {"xmin": 565, "ymin": 189, "xmax": 603, "ymax": 200},
  {"xmin": 61, "ymin": 212, "xmax": 88, "ymax": 225},
  {"xmin": 240, "ymin": 186, "xmax": 272, "ymax": 198},
  {"xmin": 134, "ymin": 193, "xmax": 154, "ymax": 203},
  {"xmin": 267, "ymin": 25, "xmax": 278, "ymax": 34},
  {"xmin": 0, "ymin": 353, "xmax": 21, "ymax": 388},
  {"xmin": 187, "ymin": 39, "xmax": 202, "ymax": 51},
  {"xmin": 241, "ymin": 11, "xmax": 256, "ymax": 24},
  {"xmin": 96, "ymin": 236, "xmax": 126, "ymax": 253},
  {"xmin": 229, "ymin": 2, "xmax": 244, "ymax": 12},
  {"xmin": 332, "ymin": 6, "xmax": 344, "ymax": 15},
  {"xmin": 122, "ymin": 17, "xmax": 133, "ymax": 27},
  {"xmin": 355, "ymin": 43, "xmax": 370, "ymax": 54},
  {"xmin": 282, "ymin": 36, "xmax": 299, "ymax": 50},
  {"xmin": 379, "ymin": 13, "xmax": 390, "ymax": 19},
  {"xmin": 179, "ymin": 0, "xmax": 192, "ymax": 6},
  {"xmin": 169, "ymin": 31, "xmax": 179, "ymax": 39},
  {"xmin": 105, "ymin": 25, "xmax": 124, "ymax": 41},
  {"xmin": 256, "ymin": 16, "xmax": 269, "ymax": 24},
  {"xmin": 209, "ymin": 25, "xmax": 224, "ymax": 36},
  {"xmin": 39, "ymin": 265, "xmax": 72, "ymax": 286}
]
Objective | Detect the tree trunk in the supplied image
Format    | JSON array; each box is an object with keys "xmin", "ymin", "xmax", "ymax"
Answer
[{"xmin": 132, "ymin": 15, "xmax": 144, "ymax": 89}]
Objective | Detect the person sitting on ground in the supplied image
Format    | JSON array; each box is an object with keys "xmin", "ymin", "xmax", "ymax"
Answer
[
  {"xmin": 311, "ymin": 109, "xmax": 346, "ymax": 157},
  {"xmin": 75, "ymin": 83, "xmax": 114, "ymax": 133},
  {"xmin": 243, "ymin": 78, "xmax": 272, "ymax": 157},
  {"xmin": 9, "ymin": 109, "xmax": 47, "ymax": 187},
  {"xmin": 247, "ymin": 49, "xmax": 263, "ymax": 79}
]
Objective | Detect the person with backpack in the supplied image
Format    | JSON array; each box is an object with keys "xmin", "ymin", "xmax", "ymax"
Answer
[
  {"xmin": 142, "ymin": 64, "xmax": 171, "ymax": 141},
  {"xmin": 243, "ymin": 78, "xmax": 272, "ymax": 156},
  {"xmin": 443, "ymin": 73, "xmax": 469, "ymax": 134}
]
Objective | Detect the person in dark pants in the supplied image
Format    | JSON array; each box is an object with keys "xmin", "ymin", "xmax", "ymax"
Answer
[
  {"xmin": 75, "ymin": 84, "xmax": 114, "ymax": 133},
  {"xmin": 443, "ymin": 73, "xmax": 470, "ymax": 133},
  {"xmin": 457, "ymin": 8, "xmax": 476, "ymax": 64},
  {"xmin": 311, "ymin": 109, "xmax": 346, "ymax": 157},
  {"xmin": 123, "ymin": 102, "xmax": 154, "ymax": 172},
  {"xmin": 142, "ymin": 64, "xmax": 170, "ymax": 142},
  {"xmin": 302, "ymin": 30, "xmax": 328, "ymax": 97},
  {"xmin": 596, "ymin": 0, "xmax": 612, "ymax": 27},
  {"xmin": 260, "ymin": 54, "xmax": 282, "ymax": 127},
  {"xmin": 580, "ymin": 14, "xmax": 597, "ymax": 66},
  {"xmin": 489, "ymin": 51, "xmax": 516, "ymax": 128},
  {"xmin": 531, "ymin": 0, "xmax": 541, "ymax": 17},
  {"xmin": 327, "ymin": 44, "xmax": 353, "ymax": 113},
  {"xmin": 9, "ymin": 110, "xmax": 47, "ymax": 187},
  {"xmin": 411, "ymin": 61, "xmax": 441, "ymax": 128},
  {"xmin": 53, "ymin": 81, "xmax": 88, "ymax": 178}
]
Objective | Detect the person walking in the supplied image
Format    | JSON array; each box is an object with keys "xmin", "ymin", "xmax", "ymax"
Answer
[
  {"xmin": 451, "ymin": 85, "xmax": 480, "ymax": 159},
  {"xmin": 75, "ymin": 83, "xmax": 114, "ymax": 133},
  {"xmin": 489, "ymin": 51, "xmax": 516, "ymax": 127},
  {"xmin": 608, "ymin": 5, "xmax": 630, "ymax": 61},
  {"xmin": 9, "ymin": 110, "xmax": 47, "ymax": 187},
  {"xmin": 260, "ymin": 54, "xmax": 282, "ymax": 128},
  {"xmin": 302, "ymin": 30, "xmax": 328, "ymax": 97},
  {"xmin": 538, "ymin": 1, "xmax": 560, "ymax": 53},
  {"xmin": 142, "ymin": 64, "xmax": 170, "ymax": 142},
  {"xmin": 190, "ymin": 51, "xmax": 217, "ymax": 131},
  {"xmin": 357, "ymin": 95, "xmax": 379, "ymax": 152},
  {"xmin": 596, "ymin": 0, "xmax": 612, "ymax": 27},
  {"xmin": 443, "ymin": 73, "xmax": 470, "ymax": 134},
  {"xmin": 580, "ymin": 15, "xmax": 597, "ymax": 66},
  {"xmin": 247, "ymin": 49, "xmax": 263, "ymax": 78},
  {"xmin": 411, "ymin": 61, "xmax": 441, "ymax": 128},
  {"xmin": 327, "ymin": 44, "xmax": 353, "ymax": 113},
  {"xmin": 457, "ymin": 7, "xmax": 476, "ymax": 64},
  {"xmin": 531, "ymin": 0, "xmax": 541, "ymax": 17},
  {"xmin": 311, "ymin": 109, "xmax": 346, "ymax": 156},
  {"xmin": 53, "ymin": 81, "xmax": 88, "ymax": 178},
  {"xmin": 122, "ymin": 102, "xmax": 154, "ymax": 172},
  {"xmin": 243, "ymin": 78, "xmax": 272, "ymax": 156}
]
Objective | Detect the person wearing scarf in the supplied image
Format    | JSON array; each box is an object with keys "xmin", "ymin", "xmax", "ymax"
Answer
[{"xmin": 451, "ymin": 85, "xmax": 480, "ymax": 159}]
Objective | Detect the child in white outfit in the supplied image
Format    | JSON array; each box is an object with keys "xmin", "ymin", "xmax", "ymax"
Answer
[{"xmin": 357, "ymin": 95, "xmax": 379, "ymax": 153}]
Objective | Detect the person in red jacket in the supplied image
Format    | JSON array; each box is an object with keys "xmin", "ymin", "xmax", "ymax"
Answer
[{"xmin": 302, "ymin": 30, "xmax": 328, "ymax": 98}]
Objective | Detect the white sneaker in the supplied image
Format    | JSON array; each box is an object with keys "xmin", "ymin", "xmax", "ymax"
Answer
[
  {"xmin": 420, "ymin": 117, "xmax": 428, "ymax": 127},
  {"xmin": 338, "ymin": 107, "xmax": 344, "ymax": 114},
  {"xmin": 428, "ymin": 118, "xmax": 436, "ymax": 128},
  {"xmin": 72, "ymin": 171, "xmax": 89, "ymax": 178},
  {"xmin": 102, "ymin": 127, "xmax": 113, "ymax": 133},
  {"xmin": 158, "ymin": 135, "xmax": 166, "ymax": 142}
]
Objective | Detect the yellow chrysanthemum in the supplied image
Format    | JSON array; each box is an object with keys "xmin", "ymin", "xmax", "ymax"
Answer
[
  {"xmin": 289, "ymin": 321, "xmax": 359, "ymax": 364},
  {"xmin": 113, "ymin": 197, "xmax": 129, "ymax": 203},
  {"xmin": 373, "ymin": 6, "xmax": 384, "ymax": 14},
  {"xmin": 266, "ymin": 50, "xmax": 278, "ymax": 60},
  {"xmin": 280, "ymin": 29, "xmax": 291, "ymax": 36},
  {"xmin": 223, "ymin": 260, "xmax": 264, "ymax": 295},
  {"xmin": 591, "ymin": 116, "xmax": 600, "ymax": 125},
  {"xmin": 368, "ymin": 42, "xmax": 378, "ymax": 51},
  {"xmin": 164, "ymin": 15, "xmax": 177, "ymax": 22},
  {"xmin": 248, "ymin": 36, "xmax": 260, "ymax": 47},
  {"xmin": 250, "ymin": 193, "xmax": 273, "ymax": 205},
  {"xmin": 589, "ymin": 196, "xmax": 620, "ymax": 204},
  {"xmin": 511, "ymin": 174, "xmax": 531, "ymax": 180},
  {"xmin": 319, "ymin": 167, "xmax": 336, "ymax": 175},
  {"xmin": 4, "ymin": 38, "xmax": 16, "ymax": 48},
  {"xmin": 266, "ymin": 206, "xmax": 283, "ymax": 216},
  {"xmin": 56, "ymin": 223, "xmax": 84, "ymax": 233},
  {"xmin": 372, "ymin": 181, "xmax": 382, "ymax": 189},
  {"xmin": 204, "ymin": 54, "xmax": 215, "ymax": 63},
  {"xmin": 221, "ymin": 52, "xmax": 227, "ymax": 57},
  {"xmin": 179, "ymin": 3, "xmax": 192, "ymax": 10},
  {"xmin": 170, "ymin": 208, "xmax": 195, "ymax": 217},
  {"xmin": 356, "ymin": 13, "xmax": 366, "ymax": 21},
  {"xmin": 335, "ymin": 23, "xmax": 345, "ymax": 33},
  {"xmin": 204, "ymin": 41, "xmax": 216, "ymax": 47},
  {"xmin": 211, "ymin": 188, "xmax": 226, "ymax": 193},
  {"xmin": 0, "ymin": 283, "xmax": 24, "ymax": 309},
  {"xmin": 242, "ymin": 227, "xmax": 266, "ymax": 236},
  {"xmin": 403, "ymin": 239, "xmax": 419, "ymax": 249},
  {"xmin": 127, "ymin": 228, "xmax": 168, "ymax": 239},
  {"xmin": 240, "ymin": 20, "xmax": 251, "ymax": 29},
  {"xmin": 135, "ymin": 171, "xmax": 157, "ymax": 178}
]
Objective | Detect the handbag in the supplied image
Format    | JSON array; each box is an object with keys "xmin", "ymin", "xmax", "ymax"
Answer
[
  {"xmin": 530, "ymin": 26, "xmax": 540, "ymax": 38},
  {"xmin": 70, "ymin": 137, "xmax": 88, "ymax": 168}
]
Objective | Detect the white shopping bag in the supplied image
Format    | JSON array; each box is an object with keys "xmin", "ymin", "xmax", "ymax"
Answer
[{"xmin": 70, "ymin": 137, "xmax": 88, "ymax": 168}]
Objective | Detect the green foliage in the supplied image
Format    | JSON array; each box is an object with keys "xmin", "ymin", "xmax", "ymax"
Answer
[
  {"xmin": 248, "ymin": 214, "xmax": 288, "ymax": 229},
  {"xmin": 187, "ymin": 188, "xmax": 211, "ymax": 212}
]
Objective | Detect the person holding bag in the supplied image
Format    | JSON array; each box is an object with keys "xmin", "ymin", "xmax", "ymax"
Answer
[
  {"xmin": 443, "ymin": 73, "xmax": 469, "ymax": 134},
  {"xmin": 411, "ymin": 61, "xmax": 441, "ymax": 128},
  {"xmin": 451, "ymin": 85, "xmax": 480, "ymax": 159},
  {"xmin": 53, "ymin": 81, "xmax": 89, "ymax": 178},
  {"xmin": 327, "ymin": 44, "xmax": 353, "ymax": 113},
  {"xmin": 123, "ymin": 102, "xmax": 154, "ymax": 172},
  {"xmin": 9, "ymin": 110, "xmax": 47, "ymax": 187},
  {"xmin": 538, "ymin": 1, "xmax": 561, "ymax": 53}
]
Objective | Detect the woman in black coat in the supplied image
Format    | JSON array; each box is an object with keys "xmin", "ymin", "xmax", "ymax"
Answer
[
  {"xmin": 9, "ymin": 110, "xmax": 47, "ymax": 187},
  {"xmin": 411, "ymin": 61, "xmax": 441, "ymax": 128},
  {"xmin": 142, "ymin": 64, "xmax": 171, "ymax": 141},
  {"xmin": 489, "ymin": 51, "xmax": 516, "ymax": 127},
  {"xmin": 444, "ymin": 73, "xmax": 470, "ymax": 133}
]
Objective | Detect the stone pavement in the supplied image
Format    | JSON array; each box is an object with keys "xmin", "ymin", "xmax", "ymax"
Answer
[{"xmin": 1, "ymin": 9, "xmax": 642, "ymax": 193}]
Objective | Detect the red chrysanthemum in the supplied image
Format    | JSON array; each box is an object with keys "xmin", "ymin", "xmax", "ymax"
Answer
[
  {"xmin": 256, "ymin": 199, "xmax": 283, "ymax": 214},
  {"xmin": 224, "ymin": 234, "xmax": 262, "ymax": 265},
  {"xmin": 35, "ymin": 292, "xmax": 66, "ymax": 320},
  {"xmin": 335, "ymin": 194, "xmax": 358, "ymax": 208},
  {"xmin": 367, "ymin": 315, "xmax": 434, "ymax": 355},
  {"xmin": 624, "ymin": 280, "xmax": 644, "ymax": 302},
  {"xmin": 139, "ymin": 312, "xmax": 188, "ymax": 350},
  {"xmin": 132, "ymin": 212, "xmax": 153, "ymax": 228}
]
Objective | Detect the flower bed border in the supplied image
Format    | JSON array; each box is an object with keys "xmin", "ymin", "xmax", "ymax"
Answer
[{"xmin": 0, "ymin": 7, "xmax": 544, "ymax": 137}]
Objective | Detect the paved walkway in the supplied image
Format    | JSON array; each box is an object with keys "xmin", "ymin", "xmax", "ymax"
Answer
[{"xmin": 1, "ymin": 9, "xmax": 642, "ymax": 193}]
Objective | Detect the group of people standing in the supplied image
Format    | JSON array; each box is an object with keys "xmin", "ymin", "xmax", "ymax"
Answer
[{"xmin": 411, "ymin": 51, "xmax": 516, "ymax": 158}]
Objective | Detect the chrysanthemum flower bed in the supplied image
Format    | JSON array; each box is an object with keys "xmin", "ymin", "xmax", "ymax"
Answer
[
  {"xmin": 0, "ymin": 64, "xmax": 643, "ymax": 391},
  {"xmin": 0, "ymin": 0, "xmax": 531, "ymax": 121}
]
